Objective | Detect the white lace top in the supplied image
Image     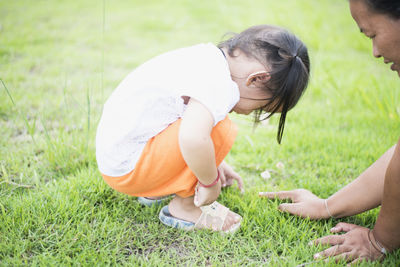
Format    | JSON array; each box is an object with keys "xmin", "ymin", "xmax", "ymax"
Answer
[{"xmin": 96, "ymin": 43, "xmax": 240, "ymax": 177}]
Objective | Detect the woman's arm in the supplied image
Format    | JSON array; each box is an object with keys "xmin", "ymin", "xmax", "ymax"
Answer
[
  {"xmin": 327, "ymin": 144, "xmax": 395, "ymax": 218},
  {"xmin": 373, "ymin": 139, "xmax": 400, "ymax": 252},
  {"xmin": 259, "ymin": 145, "xmax": 395, "ymax": 219}
]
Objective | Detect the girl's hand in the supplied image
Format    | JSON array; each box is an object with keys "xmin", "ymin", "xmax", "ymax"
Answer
[
  {"xmin": 258, "ymin": 189, "xmax": 329, "ymax": 219},
  {"xmin": 194, "ymin": 179, "xmax": 221, "ymax": 207},
  {"xmin": 311, "ymin": 223, "xmax": 384, "ymax": 264},
  {"xmin": 219, "ymin": 161, "xmax": 244, "ymax": 193}
]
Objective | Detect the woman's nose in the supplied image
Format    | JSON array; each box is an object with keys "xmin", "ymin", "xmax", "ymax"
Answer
[{"xmin": 372, "ymin": 41, "xmax": 381, "ymax": 58}]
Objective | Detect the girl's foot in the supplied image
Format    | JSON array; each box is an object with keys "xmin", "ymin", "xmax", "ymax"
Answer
[
  {"xmin": 167, "ymin": 195, "xmax": 241, "ymax": 232},
  {"xmin": 138, "ymin": 195, "xmax": 172, "ymax": 207},
  {"xmin": 145, "ymin": 196, "xmax": 166, "ymax": 200}
]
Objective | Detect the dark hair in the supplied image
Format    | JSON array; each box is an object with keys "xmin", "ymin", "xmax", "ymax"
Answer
[
  {"xmin": 218, "ymin": 25, "xmax": 310, "ymax": 144},
  {"xmin": 364, "ymin": 0, "xmax": 400, "ymax": 19}
]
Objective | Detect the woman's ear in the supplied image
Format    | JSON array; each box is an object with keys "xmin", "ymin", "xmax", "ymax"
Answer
[{"xmin": 246, "ymin": 71, "xmax": 270, "ymax": 87}]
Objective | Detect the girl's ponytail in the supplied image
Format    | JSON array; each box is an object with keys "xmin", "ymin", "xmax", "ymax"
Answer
[{"xmin": 273, "ymin": 50, "xmax": 309, "ymax": 143}]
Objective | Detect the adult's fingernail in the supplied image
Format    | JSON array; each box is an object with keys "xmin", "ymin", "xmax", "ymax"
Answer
[
  {"xmin": 223, "ymin": 184, "xmax": 226, "ymax": 187},
  {"xmin": 314, "ymin": 253, "xmax": 320, "ymax": 259},
  {"xmin": 258, "ymin": 192, "xmax": 264, "ymax": 196}
]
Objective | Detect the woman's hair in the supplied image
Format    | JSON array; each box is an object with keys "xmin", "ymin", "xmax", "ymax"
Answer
[
  {"xmin": 218, "ymin": 25, "xmax": 310, "ymax": 144},
  {"xmin": 364, "ymin": 0, "xmax": 400, "ymax": 19}
]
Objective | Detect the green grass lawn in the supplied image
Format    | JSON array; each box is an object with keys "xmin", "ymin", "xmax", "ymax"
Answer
[{"xmin": 1, "ymin": 0, "xmax": 400, "ymax": 265}]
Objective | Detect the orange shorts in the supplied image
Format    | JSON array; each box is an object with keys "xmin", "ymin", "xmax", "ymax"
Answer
[{"xmin": 101, "ymin": 116, "xmax": 237, "ymax": 198}]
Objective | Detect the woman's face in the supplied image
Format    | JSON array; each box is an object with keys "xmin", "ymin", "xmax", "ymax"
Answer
[{"xmin": 350, "ymin": 0, "xmax": 400, "ymax": 77}]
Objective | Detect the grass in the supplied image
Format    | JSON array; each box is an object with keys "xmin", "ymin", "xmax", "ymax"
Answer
[{"xmin": 1, "ymin": 0, "xmax": 400, "ymax": 265}]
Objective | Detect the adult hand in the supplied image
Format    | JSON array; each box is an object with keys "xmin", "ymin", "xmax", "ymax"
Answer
[
  {"xmin": 258, "ymin": 189, "xmax": 329, "ymax": 219},
  {"xmin": 311, "ymin": 222, "xmax": 384, "ymax": 264},
  {"xmin": 218, "ymin": 161, "xmax": 244, "ymax": 193}
]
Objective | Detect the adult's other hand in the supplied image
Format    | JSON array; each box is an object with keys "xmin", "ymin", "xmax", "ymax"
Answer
[{"xmin": 311, "ymin": 222, "xmax": 384, "ymax": 264}]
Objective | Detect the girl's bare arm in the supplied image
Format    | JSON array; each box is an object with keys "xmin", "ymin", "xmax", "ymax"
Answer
[{"xmin": 179, "ymin": 97, "xmax": 220, "ymax": 205}]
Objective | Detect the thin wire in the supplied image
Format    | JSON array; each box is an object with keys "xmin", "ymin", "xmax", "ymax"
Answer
[{"xmin": 101, "ymin": 0, "xmax": 105, "ymax": 101}]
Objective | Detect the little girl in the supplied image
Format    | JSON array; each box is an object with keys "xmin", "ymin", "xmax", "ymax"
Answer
[{"xmin": 96, "ymin": 24, "xmax": 310, "ymax": 233}]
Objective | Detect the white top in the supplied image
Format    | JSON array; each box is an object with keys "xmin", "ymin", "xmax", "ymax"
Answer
[{"xmin": 96, "ymin": 43, "xmax": 240, "ymax": 177}]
